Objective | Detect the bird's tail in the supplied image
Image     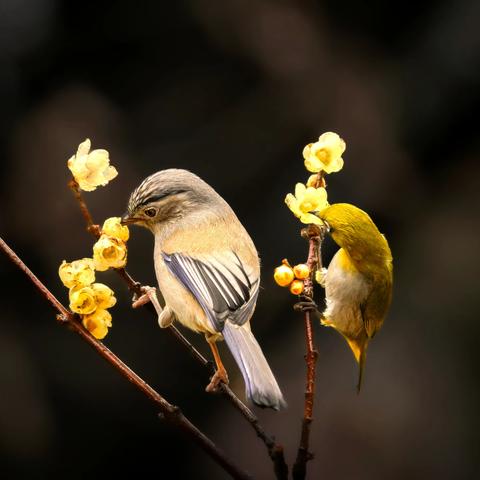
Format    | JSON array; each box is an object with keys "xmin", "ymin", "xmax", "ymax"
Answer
[
  {"xmin": 223, "ymin": 323, "xmax": 286, "ymax": 410},
  {"xmin": 345, "ymin": 333, "xmax": 369, "ymax": 393}
]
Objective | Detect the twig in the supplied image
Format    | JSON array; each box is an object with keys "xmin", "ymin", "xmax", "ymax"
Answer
[
  {"xmin": 0, "ymin": 235, "xmax": 252, "ymax": 480},
  {"xmin": 292, "ymin": 172, "xmax": 326, "ymax": 480},
  {"xmin": 69, "ymin": 181, "xmax": 288, "ymax": 479}
]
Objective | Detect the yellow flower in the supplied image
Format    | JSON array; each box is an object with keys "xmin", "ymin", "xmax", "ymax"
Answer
[
  {"xmin": 69, "ymin": 285, "xmax": 97, "ymax": 315},
  {"xmin": 303, "ymin": 132, "xmax": 345, "ymax": 174},
  {"xmin": 102, "ymin": 217, "xmax": 129, "ymax": 242},
  {"xmin": 285, "ymin": 183, "xmax": 328, "ymax": 225},
  {"xmin": 82, "ymin": 309, "xmax": 112, "ymax": 340},
  {"xmin": 59, "ymin": 258, "xmax": 96, "ymax": 288},
  {"xmin": 93, "ymin": 234, "xmax": 127, "ymax": 271},
  {"xmin": 91, "ymin": 283, "xmax": 117, "ymax": 309},
  {"xmin": 67, "ymin": 139, "xmax": 118, "ymax": 192}
]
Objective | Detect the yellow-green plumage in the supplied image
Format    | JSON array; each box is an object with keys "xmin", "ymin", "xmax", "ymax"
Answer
[{"xmin": 317, "ymin": 203, "xmax": 393, "ymax": 391}]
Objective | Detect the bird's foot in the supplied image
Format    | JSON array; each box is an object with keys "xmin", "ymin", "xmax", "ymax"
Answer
[
  {"xmin": 294, "ymin": 294, "xmax": 319, "ymax": 313},
  {"xmin": 132, "ymin": 286, "xmax": 157, "ymax": 308},
  {"xmin": 205, "ymin": 368, "xmax": 229, "ymax": 393}
]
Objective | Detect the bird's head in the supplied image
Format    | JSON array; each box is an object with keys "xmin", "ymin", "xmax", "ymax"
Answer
[
  {"xmin": 316, "ymin": 203, "xmax": 392, "ymax": 269},
  {"xmin": 122, "ymin": 169, "xmax": 223, "ymax": 232}
]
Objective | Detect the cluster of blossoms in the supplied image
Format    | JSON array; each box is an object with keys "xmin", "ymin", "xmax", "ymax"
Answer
[
  {"xmin": 59, "ymin": 218, "xmax": 129, "ymax": 339},
  {"xmin": 60, "ymin": 139, "xmax": 127, "ymax": 339},
  {"xmin": 274, "ymin": 260, "xmax": 310, "ymax": 295},
  {"xmin": 275, "ymin": 131, "xmax": 345, "ymax": 293}
]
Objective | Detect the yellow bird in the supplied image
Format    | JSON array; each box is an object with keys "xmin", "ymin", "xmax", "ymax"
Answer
[{"xmin": 297, "ymin": 203, "xmax": 393, "ymax": 391}]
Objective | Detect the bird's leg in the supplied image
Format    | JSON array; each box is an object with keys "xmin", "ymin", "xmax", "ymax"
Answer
[
  {"xmin": 132, "ymin": 286, "xmax": 174, "ymax": 328},
  {"xmin": 205, "ymin": 334, "xmax": 229, "ymax": 393},
  {"xmin": 294, "ymin": 294, "xmax": 321, "ymax": 317}
]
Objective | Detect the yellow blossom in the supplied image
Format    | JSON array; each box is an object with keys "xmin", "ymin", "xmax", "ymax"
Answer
[
  {"xmin": 69, "ymin": 285, "xmax": 97, "ymax": 315},
  {"xmin": 59, "ymin": 258, "xmax": 96, "ymax": 288},
  {"xmin": 93, "ymin": 234, "xmax": 127, "ymax": 271},
  {"xmin": 285, "ymin": 183, "xmax": 328, "ymax": 225},
  {"xmin": 67, "ymin": 138, "xmax": 118, "ymax": 192},
  {"xmin": 303, "ymin": 132, "xmax": 345, "ymax": 174},
  {"xmin": 91, "ymin": 283, "xmax": 117, "ymax": 309},
  {"xmin": 82, "ymin": 309, "xmax": 112, "ymax": 340},
  {"xmin": 102, "ymin": 217, "xmax": 129, "ymax": 242}
]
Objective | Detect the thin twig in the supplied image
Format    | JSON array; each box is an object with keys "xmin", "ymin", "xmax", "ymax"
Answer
[
  {"xmin": 69, "ymin": 181, "xmax": 288, "ymax": 479},
  {"xmin": 293, "ymin": 172, "xmax": 326, "ymax": 480},
  {"xmin": 0, "ymin": 235, "xmax": 252, "ymax": 480}
]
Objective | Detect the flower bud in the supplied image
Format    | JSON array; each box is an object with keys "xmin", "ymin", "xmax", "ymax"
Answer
[
  {"xmin": 274, "ymin": 265, "xmax": 295, "ymax": 287},
  {"xmin": 102, "ymin": 217, "xmax": 129, "ymax": 242},
  {"xmin": 293, "ymin": 264, "xmax": 310, "ymax": 280},
  {"xmin": 289, "ymin": 279, "xmax": 304, "ymax": 295}
]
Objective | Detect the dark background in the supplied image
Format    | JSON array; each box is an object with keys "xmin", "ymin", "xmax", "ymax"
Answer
[{"xmin": 0, "ymin": 1, "xmax": 479, "ymax": 479}]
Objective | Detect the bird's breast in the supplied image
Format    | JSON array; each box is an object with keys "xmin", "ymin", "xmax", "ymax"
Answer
[{"xmin": 322, "ymin": 248, "xmax": 370, "ymax": 338}]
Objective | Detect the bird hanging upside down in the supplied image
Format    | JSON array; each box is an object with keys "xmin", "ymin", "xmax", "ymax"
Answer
[
  {"xmin": 296, "ymin": 203, "xmax": 393, "ymax": 391},
  {"xmin": 122, "ymin": 169, "xmax": 285, "ymax": 410}
]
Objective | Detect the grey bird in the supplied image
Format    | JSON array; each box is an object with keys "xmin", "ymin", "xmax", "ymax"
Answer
[{"xmin": 122, "ymin": 169, "xmax": 286, "ymax": 410}]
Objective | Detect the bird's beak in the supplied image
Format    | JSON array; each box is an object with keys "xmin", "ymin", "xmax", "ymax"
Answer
[{"xmin": 121, "ymin": 213, "xmax": 139, "ymax": 226}]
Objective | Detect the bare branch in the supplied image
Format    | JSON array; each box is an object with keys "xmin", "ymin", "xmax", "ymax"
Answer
[
  {"xmin": 293, "ymin": 171, "xmax": 326, "ymax": 480},
  {"xmin": 0, "ymin": 235, "xmax": 252, "ymax": 480}
]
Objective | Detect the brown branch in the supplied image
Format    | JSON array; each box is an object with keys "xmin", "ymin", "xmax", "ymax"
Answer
[
  {"xmin": 293, "ymin": 172, "xmax": 326, "ymax": 480},
  {"xmin": 69, "ymin": 180, "xmax": 288, "ymax": 479},
  {"xmin": 0, "ymin": 235, "xmax": 252, "ymax": 480}
]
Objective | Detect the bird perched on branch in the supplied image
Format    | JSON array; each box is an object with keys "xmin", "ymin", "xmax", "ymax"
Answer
[
  {"xmin": 122, "ymin": 169, "xmax": 285, "ymax": 410},
  {"xmin": 296, "ymin": 203, "xmax": 393, "ymax": 391}
]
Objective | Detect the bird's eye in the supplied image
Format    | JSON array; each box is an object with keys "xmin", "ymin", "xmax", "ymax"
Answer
[{"xmin": 144, "ymin": 207, "xmax": 157, "ymax": 218}]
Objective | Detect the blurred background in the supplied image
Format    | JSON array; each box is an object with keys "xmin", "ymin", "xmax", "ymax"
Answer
[{"xmin": 0, "ymin": 0, "xmax": 478, "ymax": 478}]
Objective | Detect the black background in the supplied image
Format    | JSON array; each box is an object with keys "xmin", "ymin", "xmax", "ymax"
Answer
[{"xmin": 0, "ymin": 1, "xmax": 479, "ymax": 479}]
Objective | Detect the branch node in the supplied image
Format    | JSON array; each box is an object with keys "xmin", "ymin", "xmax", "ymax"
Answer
[
  {"xmin": 56, "ymin": 313, "xmax": 69, "ymax": 324},
  {"xmin": 88, "ymin": 224, "xmax": 101, "ymax": 237}
]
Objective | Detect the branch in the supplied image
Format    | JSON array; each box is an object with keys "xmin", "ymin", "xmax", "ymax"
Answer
[
  {"xmin": 69, "ymin": 181, "xmax": 288, "ymax": 479},
  {"xmin": 0, "ymin": 235, "xmax": 252, "ymax": 480},
  {"xmin": 293, "ymin": 172, "xmax": 326, "ymax": 480}
]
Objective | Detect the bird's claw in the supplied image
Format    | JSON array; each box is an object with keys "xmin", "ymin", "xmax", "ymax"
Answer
[
  {"xmin": 132, "ymin": 286, "xmax": 157, "ymax": 308},
  {"xmin": 205, "ymin": 369, "xmax": 229, "ymax": 393},
  {"xmin": 294, "ymin": 294, "xmax": 318, "ymax": 313}
]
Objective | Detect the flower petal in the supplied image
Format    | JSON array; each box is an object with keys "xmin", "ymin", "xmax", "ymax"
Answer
[
  {"xmin": 299, "ymin": 212, "xmax": 324, "ymax": 225},
  {"xmin": 76, "ymin": 138, "xmax": 91, "ymax": 157},
  {"xmin": 285, "ymin": 193, "xmax": 302, "ymax": 218}
]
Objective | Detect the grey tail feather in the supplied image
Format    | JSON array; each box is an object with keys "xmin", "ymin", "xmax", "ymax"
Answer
[{"xmin": 223, "ymin": 323, "xmax": 286, "ymax": 410}]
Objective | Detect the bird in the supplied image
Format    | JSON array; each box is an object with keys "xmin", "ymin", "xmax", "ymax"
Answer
[
  {"xmin": 296, "ymin": 203, "xmax": 393, "ymax": 391},
  {"xmin": 122, "ymin": 168, "xmax": 286, "ymax": 410}
]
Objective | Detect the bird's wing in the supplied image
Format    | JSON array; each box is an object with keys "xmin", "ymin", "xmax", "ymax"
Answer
[
  {"xmin": 162, "ymin": 251, "xmax": 259, "ymax": 332},
  {"xmin": 361, "ymin": 275, "xmax": 393, "ymax": 338}
]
